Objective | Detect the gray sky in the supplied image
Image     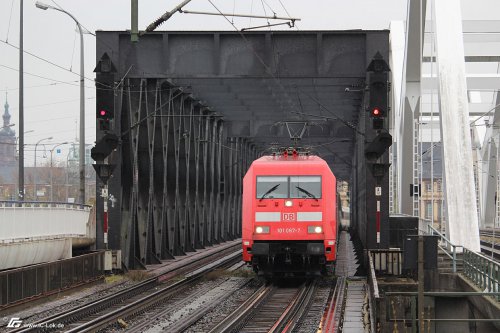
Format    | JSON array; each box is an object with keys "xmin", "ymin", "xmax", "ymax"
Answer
[
  {"xmin": 0, "ymin": 0, "xmax": 408, "ymax": 166},
  {"xmin": 1, "ymin": 0, "xmax": 495, "ymax": 166}
]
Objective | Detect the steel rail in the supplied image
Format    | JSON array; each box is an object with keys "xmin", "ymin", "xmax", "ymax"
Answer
[
  {"xmin": 64, "ymin": 250, "xmax": 242, "ymax": 333},
  {"xmin": 212, "ymin": 282, "xmax": 315, "ymax": 333},
  {"xmin": 207, "ymin": 284, "xmax": 273, "ymax": 333},
  {"xmin": 166, "ymin": 278, "xmax": 255, "ymax": 333},
  {"xmin": 13, "ymin": 244, "xmax": 240, "ymax": 333},
  {"xmin": 270, "ymin": 281, "xmax": 317, "ymax": 333},
  {"xmin": 321, "ymin": 277, "xmax": 346, "ymax": 333}
]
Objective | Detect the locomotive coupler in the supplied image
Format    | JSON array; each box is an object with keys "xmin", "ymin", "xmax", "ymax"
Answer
[{"xmin": 285, "ymin": 248, "xmax": 292, "ymax": 264}]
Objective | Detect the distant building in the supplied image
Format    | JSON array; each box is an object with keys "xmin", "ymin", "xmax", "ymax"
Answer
[
  {"xmin": 0, "ymin": 93, "xmax": 17, "ymax": 199},
  {"xmin": 0, "ymin": 93, "xmax": 16, "ymax": 167},
  {"xmin": 419, "ymin": 142, "xmax": 444, "ymax": 223}
]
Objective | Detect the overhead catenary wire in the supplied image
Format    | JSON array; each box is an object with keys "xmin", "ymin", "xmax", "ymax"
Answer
[
  {"xmin": 4, "ymin": 81, "xmax": 79, "ymax": 91},
  {"xmin": 205, "ymin": 0, "xmax": 361, "ymax": 138},
  {"xmin": 0, "ymin": 40, "xmax": 111, "ymax": 88},
  {"xmin": 5, "ymin": 0, "xmax": 16, "ymax": 43},
  {"xmin": 9, "ymin": 96, "xmax": 96, "ymax": 111}
]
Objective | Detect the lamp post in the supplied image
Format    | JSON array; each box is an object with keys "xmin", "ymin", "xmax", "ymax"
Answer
[
  {"xmin": 36, "ymin": 1, "xmax": 86, "ymax": 204},
  {"xmin": 34, "ymin": 136, "xmax": 52, "ymax": 201},
  {"xmin": 49, "ymin": 142, "xmax": 68, "ymax": 202}
]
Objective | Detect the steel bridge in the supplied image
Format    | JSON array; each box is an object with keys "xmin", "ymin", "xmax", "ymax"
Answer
[{"xmin": 95, "ymin": 30, "xmax": 390, "ymax": 268}]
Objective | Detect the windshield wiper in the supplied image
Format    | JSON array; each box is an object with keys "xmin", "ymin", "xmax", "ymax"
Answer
[
  {"xmin": 296, "ymin": 186, "xmax": 318, "ymax": 201},
  {"xmin": 260, "ymin": 184, "xmax": 280, "ymax": 201}
]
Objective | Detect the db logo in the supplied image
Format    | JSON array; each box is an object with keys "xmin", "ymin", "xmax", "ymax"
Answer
[
  {"xmin": 7, "ymin": 317, "xmax": 22, "ymax": 328},
  {"xmin": 282, "ymin": 213, "xmax": 295, "ymax": 221}
]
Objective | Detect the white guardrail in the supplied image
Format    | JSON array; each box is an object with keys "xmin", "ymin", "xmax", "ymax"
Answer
[{"xmin": 0, "ymin": 201, "xmax": 92, "ymax": 242}]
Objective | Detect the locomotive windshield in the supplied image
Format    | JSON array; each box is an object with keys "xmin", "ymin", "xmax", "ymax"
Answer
[
  {"xmin": 256, "ymin": 176, "xmax": 322, "ymax": 199},
  {"xmin": 256, "ymin": 176, "xmax": 289, "ymax": 199},
  {"xmin": 290, "ymin": 176, "xmax": 322, "ymax": 199}
]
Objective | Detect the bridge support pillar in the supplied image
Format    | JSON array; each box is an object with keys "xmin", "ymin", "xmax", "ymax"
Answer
[{"xmin": 433, "ymin": 0, "xmax": 480, "ymax": 251}]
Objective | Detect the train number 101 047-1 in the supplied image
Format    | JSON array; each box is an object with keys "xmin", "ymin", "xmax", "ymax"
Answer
[{"xmin": 277, "ymin": 227, "xmax": 302, "ymax": 234}]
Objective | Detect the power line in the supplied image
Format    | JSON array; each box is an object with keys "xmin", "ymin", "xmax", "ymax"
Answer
[
  {"xmin": 0, "ymin": 61, "xmax": 115, "ymax": 91},
  {"xmin": 9, "ymin": 96, "xmax": 96, "ymax": 111},
  {"xmin": 5, "ymin": 0, "xmax": 15, "ymax": 43},
  {"xmin": 0, "ymin": 39, "xmax": 105, "ymax": 87},
  {"xmin": 0, "ymin": 39, "xmax": 113, "ymax": 89},
  {"xmin": 4, "ymin": 81, "xmax": 79, "ymax": 91},
  {"xmin": 205, "ymin": 0, "xmax": 361, "ymax": 137},
  {"xmin": 0, "ymin": 63, "xmax": 83, "ymax": 86}
]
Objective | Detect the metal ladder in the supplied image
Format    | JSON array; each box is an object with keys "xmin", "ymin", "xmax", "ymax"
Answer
[
  {"xmin": 496, "ymin": 141, "xmax": 500, "ymax": 228},
  {"xmin": 389, "ymin": 145, "xmax": 395, "ymax": 214},
  {"xmin": 413, "ymin": 119, "xmax": 420, "ymax": 217},
  {"xmin": 472, "ymin": 160, "xmax": 481, "ymax": 224}
]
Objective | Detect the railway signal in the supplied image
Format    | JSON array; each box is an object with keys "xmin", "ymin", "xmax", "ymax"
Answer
[
  {"xmin": 365, "ymin": 131, "xmax": 392, "ymax": 162},
  {"xmin": 367, "ymin": 52, "xmax": 390, "ymax": 130},
  {"xmin": 95, "ymin": 53, "xmax": 116, "ymax": 132}
]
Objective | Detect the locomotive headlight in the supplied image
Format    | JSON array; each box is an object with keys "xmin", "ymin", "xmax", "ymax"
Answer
[
  {"xmin": 285, "ymin": 200, "xmax": 293, "ymax": 207},
  {"xmin": 308, "ymin": 226, "xmax": 323, "ymax": 233},
  {"xmin": 255, "ymin": 226, "xmax": 270, "ymax": 234}
]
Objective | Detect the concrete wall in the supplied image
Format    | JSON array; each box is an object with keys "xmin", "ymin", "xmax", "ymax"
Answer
[
  {"xmin": 0, "ymin": 238, "xmax": 72, "ymax": 270},
  {"xmin": 0, "ymin": 203, "xmax": 90, "ymax": 241}
]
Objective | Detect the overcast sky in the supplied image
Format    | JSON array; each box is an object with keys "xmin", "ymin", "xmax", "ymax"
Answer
[{"xmin": 0, "ymin": 0, "xmax": 496, "ymax": 165}]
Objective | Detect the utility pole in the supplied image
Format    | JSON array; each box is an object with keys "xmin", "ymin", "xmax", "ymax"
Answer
[
  {"xmin": 418, "ymin": 235, "xmax": 424, "ymax": 332},
  {"xmin": 18, "ymin": 0, "xmax": 24, "ymax": 202},
  {"xmin": 131, "ymin": 0, "xmax": 138, "ymax": 42}
]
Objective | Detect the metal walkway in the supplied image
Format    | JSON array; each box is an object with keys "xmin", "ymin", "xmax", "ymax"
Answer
[{"xmin": 336, "ymin": 231, "xmax": 368, "ymax": 333}]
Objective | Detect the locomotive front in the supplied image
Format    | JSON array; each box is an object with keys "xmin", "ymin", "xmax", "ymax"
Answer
[{"xmin": 242, "ymin": 154, "xmax": 337, "ymax": 276}]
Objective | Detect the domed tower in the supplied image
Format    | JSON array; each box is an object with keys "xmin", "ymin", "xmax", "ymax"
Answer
[{"xmin": 0, "ymin": 92, "xmax": 16, "ymax": 167}]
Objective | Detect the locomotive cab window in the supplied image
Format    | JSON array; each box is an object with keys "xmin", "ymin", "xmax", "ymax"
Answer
[
  {"xmin": 289, "ymin": 176, "xmax": 322, "ymax": 199},
  {"xmin": 256, "ymin": 176, "xmax": 288, "ymax": 199}
]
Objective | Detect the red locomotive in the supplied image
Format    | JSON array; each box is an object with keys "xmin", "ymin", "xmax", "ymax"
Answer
[{"xmin": 242, "ymin": 151, "xmax": 338, "ymax": 276}]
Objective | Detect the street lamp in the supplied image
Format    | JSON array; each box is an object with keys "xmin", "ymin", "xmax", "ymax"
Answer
[
  {"xmin": 36, "ymin": 1, "xmax": 86, "ymax": 204},
  {"xmin": 49, "ymin": 142, "xmax": 68, "ymax": 202},
  {"xmin": 34, "ymin": 136, "xmax": 52, "ymax": 201}
]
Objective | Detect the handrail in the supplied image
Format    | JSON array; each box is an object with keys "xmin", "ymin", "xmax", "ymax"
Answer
[
  {"xmin": 463, "ymin": 248, "xmax": 500, "ymax": 302},
  {"xmin": 426, "ymin": 224, "xmax": 463, "ymax": 273},
  {"xmin": 425, "ymin": 224, "xmax": 500, "ymax": 301},
  {"xmin": 0, "ymin": 200, "xmax": 91, "ymax": 209},
  {"xmin": 368, "ymin": 252, "xmax": 380, "ymax": 298},
  {"xmin": 367, "ymin": 251, "xmax": 381, "ymax": 333}
]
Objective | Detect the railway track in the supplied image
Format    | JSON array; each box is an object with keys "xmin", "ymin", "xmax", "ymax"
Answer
[
  {"xmin": 320, "ymin": 277, "xmax": 347, "ymax": 333},
  {"xmin": 212, "ymin": 281, "xmax": 314, "ymax": 333},
  {"xmin": 205, "ymin": 278, "xmax": 342, "ymax": 333},
  {"xmin": 479, "ymin": 228, "xmax": 500, "ymax": 261},
  {"xmin": 11, "ymin": 245, "xmax": 241, "ymax": 333}
]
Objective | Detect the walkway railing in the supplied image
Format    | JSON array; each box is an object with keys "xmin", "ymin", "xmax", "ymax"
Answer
[
  {"xmin": 426, "ymin": 224, "xmax": 463, "ymax": 273},
  {"xmin": 0, "ymin": 251, "xmax": 104, "ymax": 308},
  {"xmin": 463, "ymin": 249, "xmax": 500, "ymax": 301},
  {"xmin": 367, "ymin": 251, "xmax": 380, "ymax": 333},
  {"xmin": 425, "ymin": 223, "xmax": 500, "ymax": 301}
]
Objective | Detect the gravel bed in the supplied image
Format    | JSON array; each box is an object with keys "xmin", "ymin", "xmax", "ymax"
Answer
[
  {"xmin": 184, "ymin": 277, "xmax": 263, "ymax": 333},
  {"xmin": 0, "ymin": 277, "xmax": 138, "ymax": 331},
  {"xmin": 0, "ymin": 242, "xmax": 240, "ymax": 332},
  {"xmin": 99, "ymin": 272, "xmax": 259, "ymax": 333},
  {"xmin": 292, "ymin": 278, "xmax": 335, "ymax": 333}
]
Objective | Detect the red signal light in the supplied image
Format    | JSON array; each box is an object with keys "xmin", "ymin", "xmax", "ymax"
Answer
[
  {"xmin": 100, "ymin": 110, "xmax": 107, "ymax": 117},
  {"xmin": 371, "ymin": 108, "xmax": 381, "ymax": 117}
]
